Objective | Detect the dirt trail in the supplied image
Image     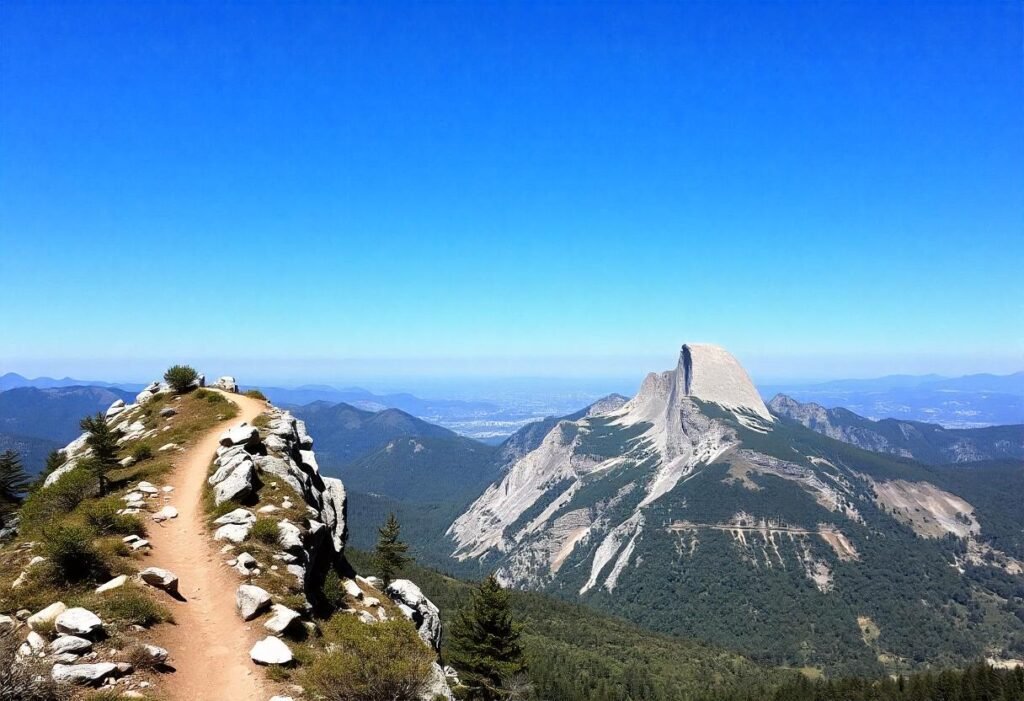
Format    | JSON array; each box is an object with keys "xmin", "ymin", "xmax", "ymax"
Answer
[{"xmin": 146, "ymin": 390, "xmax": 276, "ymax": 701}]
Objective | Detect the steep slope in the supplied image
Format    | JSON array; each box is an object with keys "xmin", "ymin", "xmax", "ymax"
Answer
[
  {"xmin": 768, "ymin": 394, "xmax": 1024, "ymax": 463},
  {"xmin": 449, "ymin": 343, "xmax": 1024, "ymax": 675},
  {"xmin": 0, "ymin": 385, "xmax": 136, "ymax": 443}
]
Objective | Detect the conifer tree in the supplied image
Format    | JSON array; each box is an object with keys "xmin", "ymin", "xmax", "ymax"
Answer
[
  {"xmin": 80, "ymin": 413, "xmax": 120, "ymax": 496},
  {"xmin": 373, "ymin": 512, "xmax": 409, "ymax": 587},
  {"xmin": 0, "ymin": 450, "xmax": 31, "ymax": 527},
  {"xmin": 448, "ymin": 574, "xmax": 526, "ymax": 700}
]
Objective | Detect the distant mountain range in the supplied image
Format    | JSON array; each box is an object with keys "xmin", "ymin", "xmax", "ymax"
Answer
[
  {"xmin": 290, "ymin": 401, "xmax": 502, "ymax": 505},
  {"xmin": 0, "ymin": 372, "xmax": 144, "ymax": 392},
  {"xmin": 760, "ymin": 372, "xmax": 1024, "ymax": 427},
  {"xmin": 0, "ymin": 384, "xmax": 137, "ymax": 473},
  {"xmin": 768, "ymin": 394, "xmax": 1024, "ymax": 464}
]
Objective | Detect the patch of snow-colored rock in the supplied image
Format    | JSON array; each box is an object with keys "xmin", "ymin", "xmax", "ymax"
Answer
[{"xmin": 250, "ymin": 635, "xmax": 292, "ymax": 665}]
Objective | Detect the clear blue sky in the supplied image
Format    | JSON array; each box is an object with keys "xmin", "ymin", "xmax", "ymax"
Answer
[{"xmin": 1, "ymin": 1, "xmax": 1021, "ymax": 384}]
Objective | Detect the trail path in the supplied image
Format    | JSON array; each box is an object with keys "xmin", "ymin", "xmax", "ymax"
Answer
[{"xmin": 146, "ymin": 390, "xmax": 276, "ymax": 701}]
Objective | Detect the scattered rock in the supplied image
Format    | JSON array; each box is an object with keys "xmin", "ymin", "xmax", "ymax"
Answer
[
  {"xmin": 51, "ymin": 662, "xmax": 119, "ymax": 686},
  {"xmin": 214, "ymin": 508, "xmax": 256, "ymax": 526},
  {"xmin": 130, "ymin": 539, "xmax": 151, "ymax": 551},
  {"xmin": 158, "ymin": 443, "xmax": 178, "ymax": 452},
  {"xmin": 0, "ymin": 614, "xmax": 14, "ymax": 631},
  {"xmin": 50, "ymin": 635, "xmax": 93, "ymax": 655},
  {"xmin": 25, "ymin": 630, "xmax": 47, "ymax": 653},
  {"xmin": 219, "ymin": 423, "xmax": 259, "ymax": 448},
  {"xmin": 235, "ymin": 552, "xmax": 258, "ymax": 574},
  {"xmin": 264, "ymin": 604, "xmax": 300, "ymax": 635},
  {"xmin": 214, "ymin": 523, "xmax": 252, "ymax": 543},
  {"xmin": 236, "ymin": 584, "xmax": 272, "ymax": 620},
  {"xmin": 140, "ymin": 567, "xmax": 179, "ymax": 595},
  {"xmin": 159, "ymin": 407, "xmax": 177, "ymax": 417},
  {"xmin": 214, "ymin": 462, "xmax": 257, "ymax": 505},
  {"xmin": 11, "ymin": 571, "xmax": 28, "ymax": 588},
  {"xmin": 96, "ymin": 575, "xmax": 128, "ymax": 594},
  {"xmin": 153, "ymin": 506, "xmax": 179, "ymax": 522},
  {"xmin": 250, "ymin": 636, "xmax": 293, "ymax": 665},
  {"xmin": 119, "ymin": 456, "xmax": 136, "ymax": 467},
  {"xmin": 55, "ymin": 607, "xmax": 104, "ymax": 637},
  {"xmin": 27, "ymin": 601, "xmax": 67, "ymax": 631},
  {"xmin": 140, "ymin": 644, "xmax": 169, "ymax": 664},
  {"xmin": 105, "ymin": 400, "xmax": 126, "ymax": 420},
  {"xmin": 213, "ymin": 376, "xmax": 239, "ymax": 393},
  {"xmin": 277, "ymin": 520, "xmax": 303, "ymax": 552},
  {"xmin": 342, "ymin": 578, "xmax": 363, "ymax": 600},
  {"xmin": 257, "ymin": 504, "xmax": 279, "ymax": 514}
]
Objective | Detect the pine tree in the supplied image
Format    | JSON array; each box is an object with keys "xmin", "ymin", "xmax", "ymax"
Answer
[
  {"xmin": 80, "ymin": 413, "xmax": 120, "ymax": 496},
  {"xmin": 448, "ymin": 574, "xmax": 526, "ymax": 700},
  {"xmin": 373, "ymin": 512, "xmax": 409, "ymax": 587},
  {"xmin": 0, "ymin": 450, "xmax": 31, "ymax": 527}
]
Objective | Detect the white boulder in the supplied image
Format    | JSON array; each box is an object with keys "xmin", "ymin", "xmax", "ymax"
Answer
[
  {"xmin": 140, "ymin": 567, "xmax": 179, "ymax": 595},
  {"xmin": 27, "ymin": 602, "xmax": 67, "ymax": 631},
  {"xmin": 50, "ymin": 635, "xmax": 93, "ymax": 655},
  {"xmin": 236, "ymin": 584, "xmax": 272, "ymax": 621},
  {"xmin": 54, "ymin": 608, "xmax": 104, "ymax": 637},
  {"xmin": 95, "ymin": 574, "xmax": 128, "ymax": 593},
  {"xmin": 214, "ymin": 523, "xmax": 252, "ymax": 543},
  {"xmin": 386, "ymin": 579, "xmax": 442, "ymax": 651},
  {"xmin": 51, "ymin": 662, "xmax": 119, "ymax": 685},
  {"xmin": 250, "ymin": 636, "xmax": 292, "ymax": 665},
  {"xmin": 219, "ymin": 423, "xmax": 259, "ymax": 447},
  {"xmin": 214, "ymin": 508, "xmax": 256, "ymax": 526},
  {"xmin": 214, "ymin": 461, "xmax": 256, "ymax": 505},
  {"xmin": 264, "ymin": 604, "xmax": 300, "ymax": 635}
]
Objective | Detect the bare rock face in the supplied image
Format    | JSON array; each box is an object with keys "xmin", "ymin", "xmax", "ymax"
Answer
[
  {"xmin": 236, "ymin": 584, "xmax": 272, "ymax": 621},
  {"xmin": 386, "ymin": 579, "xmax": 442, "ymax": 652}
]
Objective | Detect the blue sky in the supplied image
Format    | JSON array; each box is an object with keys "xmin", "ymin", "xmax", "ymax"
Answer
[{"xmin": 1, "ymin": 1, "xmax": 1021, "ymax": 385}]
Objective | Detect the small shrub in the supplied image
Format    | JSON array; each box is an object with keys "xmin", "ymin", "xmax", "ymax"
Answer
[
  {"xmin": 82, "ymin": 497, "xmax": 145, "ymax": 536},
  {"xmin": 194, "ymin": 388, "xmax": 228, "ymax": 405},
  {"xmin": 131, "ymin": 444, "xmax": 153, "ymax": 462},
  {"xmin": 302, "ymin": 615, "xmax": 435, "ymax": 701},
  {"xmin": 40, "ymin": 524, "xmax": 109, "ymax": 585},
  {"xmin": 0, "ymin": 628, "xmax": 71, "ymax": 700},
  {"xmin": 252, "ymin": 413, "xmax": 271, "ymax": 429},
  {"xmin": 96, "ymin": 586, "xmax": 172, "ymax": 627},
  {"xmin": 249, "ymin": 518, "xmax": 280, "ymax": 546},
  {"xmin": 323, "ymin": 569, "xmax": 346, "ymax": 609},
  {"xmin": 19, "ymin": 468, "xmax": 96, "ymax": 531},
  {"xmin": 163, "ymin": 365, "xmax": 199, "ymax": 393},
  {"xmin": 244, "ymin": 389, "xmax": 267, "ymax": 401},
  {"xmin": 124, "ymin": 643, "xmax": 164, "ymax": 671}
]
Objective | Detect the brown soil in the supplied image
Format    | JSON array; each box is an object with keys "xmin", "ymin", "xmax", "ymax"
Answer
[{"xmin": 145, "ymin": 390, "xmax": 280, "ymax": 701}]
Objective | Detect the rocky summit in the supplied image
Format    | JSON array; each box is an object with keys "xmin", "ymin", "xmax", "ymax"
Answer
[{"xmin": 447, "ymin": 343, "xmax": 1024, "ymax": 674}]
